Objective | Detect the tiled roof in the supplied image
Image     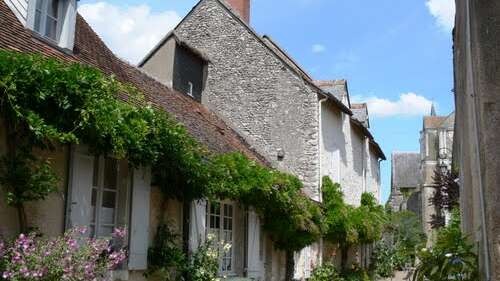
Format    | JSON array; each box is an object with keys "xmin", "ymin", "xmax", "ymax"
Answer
[
  {"xmin": 423, "ymin": 116, "xmax": 447, "ymax": 128},
  {"xmin": 314, "ymin": 80, "xmax": 348, "ymax": 103},
  {"xmin": 0, "ymin": 0, "xmax": 268, "ymax": 165},
  {"xmin": 391, "ymin": 152, "xmax": 420, "ymax": 189},
  {"xmin": 351, "ymin": 103, "xmax": 370, "ymax": 128}
]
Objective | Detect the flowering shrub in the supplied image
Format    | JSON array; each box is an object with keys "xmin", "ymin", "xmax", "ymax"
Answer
[
  {"xmin": 185, "ymin": 234, "xmax": 231, "ymax": 281},
  {"xmin": 0, "ymin": 227, "xmax": 127, "ymax": 281}
]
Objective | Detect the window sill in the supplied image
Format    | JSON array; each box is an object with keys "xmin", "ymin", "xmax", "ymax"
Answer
[{"xmin": 30, "ymin": 30, "xmax": 73, "ymax": 55}]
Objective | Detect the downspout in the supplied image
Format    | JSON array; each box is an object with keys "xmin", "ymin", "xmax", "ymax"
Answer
[
  {"xmin": 465, "ymin": 0, "xmax": 491, "ymax": 279},
  {"xmin": 63, "ymin": 144, "xmax": 74, "ymax": 232}
]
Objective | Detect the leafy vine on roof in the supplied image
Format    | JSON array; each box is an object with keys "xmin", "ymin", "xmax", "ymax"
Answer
[{"xmin": 0, "ymin": 50, "xmax": 321, "ymax": 250}]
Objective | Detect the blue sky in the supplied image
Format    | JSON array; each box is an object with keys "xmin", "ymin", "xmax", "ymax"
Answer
[{"xmin": 78, "ymin": 0, "xmax": 456, "ymax": 203}]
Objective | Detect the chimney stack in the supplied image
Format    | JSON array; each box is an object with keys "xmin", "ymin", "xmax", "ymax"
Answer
[{"xmin": 226, "ymin": 0, "xmax": 251, "ymax": 24}]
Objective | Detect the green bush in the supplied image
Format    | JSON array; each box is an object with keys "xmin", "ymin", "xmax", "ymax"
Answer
[
  {"xmin": 186, "ymin": 234, "xmax": 226, "ymax": 281},
  {"xmin": 145, "ymin": 224, "xmax": 186, "ymax": 281},
  {"xmin": 342, "ymin": 266, "xmax": 371, "ymax": 281},
  {"xmin": 309, "ymin": 262, "xmax": 344, "ymax": 281},
  {"xmin": 413, "ymin": 209, "xmax": 478, "ymax": 281},
  {"xmin": 370, "ymin": 242, "xmax": 396, "ymax": 278}
]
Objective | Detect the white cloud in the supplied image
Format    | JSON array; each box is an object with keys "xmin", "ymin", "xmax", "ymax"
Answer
[
  {"xmin": 78, "ymin": 2, "xmax": 181, "ymax": 64},
  {"xmin": 312, "ymin": 44, "xmax": 326, "ymax": 53},
  {"xmin": 354, "ymin": 93, "xmax": 434, "ymax": 118},
  {"xmin": 426, "ymin": 0, "xmax": 456, "ymax": 32}
]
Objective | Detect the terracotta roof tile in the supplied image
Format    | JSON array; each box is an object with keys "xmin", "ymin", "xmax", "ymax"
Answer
[
  {"xmin": 0, "ymin": 1, "xmax": 267, "ymax": 165},
  {"xmin": 423, "ymin": 116, "xmax": 447, "ymax": 128}
]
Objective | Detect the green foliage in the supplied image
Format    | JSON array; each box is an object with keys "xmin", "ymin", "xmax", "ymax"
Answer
[
  {"xmin": 322, "ymin": 177, "xmax": 386, "ymax": 249},
  {"xmin": 185, "ymin": 235, "xmax": 222, "ymax": 281},
  {"xmin": 389, "ymin": 211, "xmax": 426, "ymax": 268},
  {"xmin": 370, "ymin": 242, "xmax": 397, "ymax": 278},
  {"xmin": 0, "ymin": 50, "xmax": 322, "ymax": 252},
  {"xmin": 322, "ymin": 177, "xmax": 356, "ymax": 247},
  {"xmin": 208, "ymin": 153, "xmax": 323, "ymax": 251},
  {"xmin": 310, "ymin": 262, "xmax": 344, "ymax": 281},
  {"xmin": 145, "ymin": 224, "xmax": 186, "ymax": 281},
  {"xmin": 413, "ymin": 209, "xmax": 478, "ymax": 281},
  {"xmin": 342, "ymin": 269, "xmax": 371, "ymax": 281},
  {"xmin": 0, "ymin": 154, "xmax": 58, "ymax": 206}
]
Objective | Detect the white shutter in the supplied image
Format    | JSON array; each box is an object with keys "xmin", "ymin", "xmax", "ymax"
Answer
[
  {"xmin": 128, "ymin": 167, "xmax": 152, "ymax": 270},
  {"xmin": 247, "ymin": 209, "xmax": 263, "ymax": 280},
  {"xmin": 68, "ymin": 147, "xmax": 94, "ymax": 234},
  {"xmin": 189, "ymin": 200, "xmax": 207, "ymax": 252}
]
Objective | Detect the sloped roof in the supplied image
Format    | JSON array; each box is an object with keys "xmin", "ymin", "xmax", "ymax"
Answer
[
  {"xmin": 0, "ymin": 0, "xmax": 267, "ymax": 165},
  {"xmin": 423, "ymin": 111, "xmax": 455, "ymax": 129},
  {"xmin": 140, "ymin": 0, "xmax": 352, "ymax": 116},
  {"xmin": 314, "ymin": 80, "xmax": 351, "ymax": 106},
  {"xmin": 423, "ymin": 116, "xmax": 447, "ymax": 128},
  {"xmin": 391, "ymin": 152, "xmax": 420, "ymax": 189},
  {"xmin": 351, "ymin": 103, "xmax": 370, "ymax": 128}
]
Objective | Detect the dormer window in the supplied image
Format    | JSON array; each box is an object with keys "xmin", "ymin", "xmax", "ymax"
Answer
[
  {"xmin": 187, "ymin": 81, "xmax": 194, "ymax": 97},
  {"xmin": 34, "ymin": 0, "xmax": 61, "ymax": 41}
]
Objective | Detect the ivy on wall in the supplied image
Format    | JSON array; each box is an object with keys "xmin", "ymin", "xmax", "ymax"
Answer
[
  {"xmin": 321, "ymin": 176, "xmax": 387, "ymax": 270},
  {"xmin": 0, "ymin": 50, "xmax": 321, "ymax": 251}
]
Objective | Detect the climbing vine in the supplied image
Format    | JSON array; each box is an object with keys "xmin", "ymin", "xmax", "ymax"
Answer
[
  {"xmin": 321, "ymin": 176, "xmax": 387, "ymax": 270},
  {"xmin": 0, "ymin": 50, "xmax": 321, "ymax": 252}
]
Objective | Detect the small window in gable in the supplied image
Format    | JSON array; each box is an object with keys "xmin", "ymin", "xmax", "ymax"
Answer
[
  {"xmin": 33, "ymin": 0, "xmax": 61, "ymax": 42},
  {"xmin": 187, "ymin": 81, "xmax": 194, "ymax": 97}
]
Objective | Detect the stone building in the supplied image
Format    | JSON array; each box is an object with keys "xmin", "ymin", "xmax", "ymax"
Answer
[
  {"xmin": 453, "ymin": 0, "xmax": 500, "ymax": 280},
  {"xmin": 389, "ymin": 152, "xmax": 421, "ymax": 214},
  {"xmin": 389, "ymin": 108, "xmax": 454, "ymax": 237},
  {"xmin": 0, "ymin": 1, "xmax": 271, "ymax": 280},
  {"xmin": 140, "ymin": 0, "xmax": 385, "ymax": 279},
  {"xmin": 419, "ymin": 110, "xmax": 454, "ymax": 235}
]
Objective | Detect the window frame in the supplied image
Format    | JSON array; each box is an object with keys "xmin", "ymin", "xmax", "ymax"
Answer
[
  {"xmin": 31, "ymin": 0, "xmax": 63, "ymax": 42},
  {"xmin": 90, "ymin": 156, "xmax": 120, "ymax": 238},
  {"xmin": 206, "ymin": 201, "xmax": 235, "ymax": 275}
]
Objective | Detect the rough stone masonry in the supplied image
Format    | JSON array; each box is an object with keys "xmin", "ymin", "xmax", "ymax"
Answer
[{"xmin": 175, "ymin": 0, "xmax": 322, "ymax": 199}]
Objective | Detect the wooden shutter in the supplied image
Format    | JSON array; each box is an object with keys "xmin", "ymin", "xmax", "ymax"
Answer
[
  {"xmin": 128, "ymin": 167, "xmax": 151, "ymax": 270},
  {"xmin": 247, "ymin": 209, "xmax": 264, "ymax": 280},
  {"xmin": 68, "ymin": 148, "xmax": 94, "ymax": 234},
  {"xmin": 189, "ymin": 200, "xmax": 207, "ymax": 252}
]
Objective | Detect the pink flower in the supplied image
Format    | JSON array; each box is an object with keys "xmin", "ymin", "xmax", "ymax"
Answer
[
  {"xmin": 112, "ymin": 227, "xmax": 126, "ymax": 239},
  {"xmin": 2, "ymin": 271, "xmax": 13, "ymax": 279}
]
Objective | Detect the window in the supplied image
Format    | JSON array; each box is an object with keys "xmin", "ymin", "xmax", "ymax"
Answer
[
  {"xmin": 33, "ymin": 0, "xmax": 61, "ymax": 41},
  {"xmin": 90, "ymin": 156, "xmax": 120, "ymax": 238},
  {"xmin": 207, "ymin": 202, "xmax": 234, "ymax": 273}
]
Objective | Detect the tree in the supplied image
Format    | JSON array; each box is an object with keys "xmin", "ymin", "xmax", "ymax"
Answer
[
  {"xmin": 430, "ymin": 168, "xmax": 459, "ymax": 229},
  {"xmin": 321, "ymin": 176, "xmax": 386, "ymax": 270}
]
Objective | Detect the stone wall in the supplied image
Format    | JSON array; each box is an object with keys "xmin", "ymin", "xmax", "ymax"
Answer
[
  {"xmin": 367, "ymin": 149, "xmax": 381, "ymax": 202},
  {"xmin": 342, "ymin": 120, "xmax": 365, "ymax": 206},
  {"xmin": 174, "ymin": 0, "xmax": 321, "ymax": 200},
  {"xmin": 453, "ymin": 0, "xmax": 500, "ymax": 279}
]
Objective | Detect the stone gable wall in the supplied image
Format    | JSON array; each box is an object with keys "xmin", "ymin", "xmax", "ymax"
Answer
[{"xmin": 175, "ymin": 0, "xmax": 320, "ymax": 199}]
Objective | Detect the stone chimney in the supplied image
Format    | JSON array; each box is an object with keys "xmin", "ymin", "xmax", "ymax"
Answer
[{"xmin": 226, "ymin": 0, "xmax": 251, "ymax": 24}]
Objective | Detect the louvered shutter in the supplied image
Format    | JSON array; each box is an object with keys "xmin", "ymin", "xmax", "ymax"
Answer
[
  {"xmin": 68, "ymin": 148, "xmax": 94, "ymax": 235},
  {"xmin": 128, "ymin": 167, "xmax": 151, "ymax": 270},
  {"xmin": 247, "ymin": 209, "xmax": 263, "ymax": 279}
]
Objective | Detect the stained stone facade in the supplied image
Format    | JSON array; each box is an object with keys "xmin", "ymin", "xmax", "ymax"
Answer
[
  {"xmin": 172, "ymin": 0, "xmax": 322, "ymax": 200},
  {"xmin": 453, "ymin": 0, "xmax": 500, "ymax": 279},
  {"xmin": 140, "ymin": 0, "xmax": 385, "ymax": 279}
]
